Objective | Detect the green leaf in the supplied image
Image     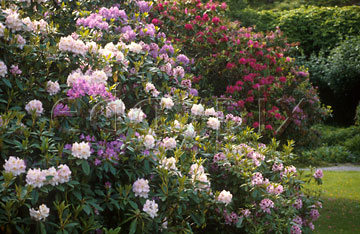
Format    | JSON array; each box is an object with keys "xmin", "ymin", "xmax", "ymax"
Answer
[
  {"xmin": 129, "ymin": 219, "xmax": 137, "ymax": 234},
  {"xmin": 236, "ymin": 217, "xmax": 244, "ymax": 228},
  {"xmin": 81, "ymin": 160, "xmax": 90, "ymax": 176},
  {"xmin": 31, "ymin": 190, "xmax": 39, "ymax": 205},
  {"xmin": 2, "ymin": 78, "xmax": 12, "ymax": 88},
  {"xmin": 40, "ymin": 222, "xmax": 46, "ymax": 234}
]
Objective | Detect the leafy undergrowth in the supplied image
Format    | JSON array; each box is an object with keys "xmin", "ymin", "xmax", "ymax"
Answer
[
  {"xmin": 303, "ymin": 171, "xmax": 360, "ymax": 233},
  {"xmin": 295, "ymin": 125, "xmax": 360, "ymax": 166}
]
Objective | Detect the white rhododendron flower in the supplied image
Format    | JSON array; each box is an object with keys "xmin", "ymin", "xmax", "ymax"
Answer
[
  {"xmin": 44, "ymin": 167, "xmax": 60, "ymax": 186},
  {"xmin": 189, "ymin": 163, "xmax": 205, "ymax": 176},
  {"xmin": 26, "ymin": 168, "xmax": 46, "ymax": 188},
  {"xmin": 71, "ymin": 142, "xmax": 91, "ymax": 159},
  {"xmin": 143, "ymin": 135, "xmax": 155, "ymax": 149},
  {"xmin": 90, "ymin": 70, "xmax": 108, "ymax": 85},
  {"xmin": 127, "ymin": 42, "xmax": 142, "ymax": 53},
  {"xmin": 205, "ymin": 108, "xmax": 217, "ymax": 116},
  {"xmin": 192, "ymin": 173, "xmax": 210, "ymax": 191},
  {"xmin": 25, "ymin": 100, "xmax": 44, "ymax": 116},
  {"xmin": 162, "ymin": 137, "xmax": 177, "ymax": 150},
  {"xmin": 133, "ymin": 178, "xmax": 150, "ymax": 198},
  {"xmin": 160, "ymin": 157, "xmax": 177, "ymax": 171},
  {"xmin": 29, "ymin": 204, "xmax": 50, "ymax": 221},
  {"xmin": 183, "ymin": 123, "xmax": 196, "ymax": 138},
  {"xmin": 191, "ymin": 104, "xmax": 204, "ymax": 116},
  {"xmin": 106, "ymin": 99, "xmax": 126, "ymax": 117},
  {"xmin": 57, "ymin": 164, "xmax": 71, "ymax": 183},
  {"xmin": 143, "ymin": 200, "xmax": 158, "ymax": 218},
  {"xmin": 3, "ymin": 156, "xmax": 26, "ymax": 176},
  {"xmin": 46, "ymin": 81, "xmax": 60, "ymax": 96},
  {"xmin": 217, "ymin": 190, "xmax": 233, "ymax": 206},
  {"xmin": 0, "ymin": 23, "xmax": 5, "ymax": 37},
  {"xmin": 128, "ymin": 108, "xmax": 146, "ymax": 123},
  {"xmin": 207, "ymin": 117, "xmax": 220, "ymax": 130},
  {"xmin": 59, "ymin": 36, "xmax": 87, "ymax": 55},
  {"xmin": 0, "ymin": 60, "xmax": 7, "ymax": 77},
  {"xmin": 5, "ymin": 11, "xmax": 23, "ymax": 32},
  {"xmin": 160, "ymin": 97, "xmax": 174, "ymax": 109}
]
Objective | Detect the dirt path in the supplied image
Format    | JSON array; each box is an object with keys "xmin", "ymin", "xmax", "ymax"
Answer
[{"xmin": 302, "ymin": 164, "xmax": 360, "ymax": 171}]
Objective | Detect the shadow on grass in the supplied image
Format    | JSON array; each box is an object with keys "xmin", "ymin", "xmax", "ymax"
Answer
[{"xmin": 314, "ymin": 197, "xmax": 360, "ymax": 234}]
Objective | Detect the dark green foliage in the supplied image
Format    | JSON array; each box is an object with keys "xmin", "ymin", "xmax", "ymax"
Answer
[
  {"xmin": 229, "ymin": 6, "xmax": 360, "ymax": 56},
  {"xmin": 296, "ymin": 125, "xmax": 360, "ymax": 165}
]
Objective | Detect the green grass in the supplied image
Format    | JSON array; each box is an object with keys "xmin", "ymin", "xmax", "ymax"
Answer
[{"xmin": 304, "ymin": 171, "xmax": 360, "ymax": 233}]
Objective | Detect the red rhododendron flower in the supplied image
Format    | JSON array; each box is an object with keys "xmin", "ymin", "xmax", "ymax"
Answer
[
  {"xmin": 226, "ymin": 63, "xmax": 235, "ymax": 70},
  {"xmin": 202, "ymin": 13, "xmax": 209, "ymax": 21},
  {"xmin": 212, "ymin": 17, "xmax": 220, "ymax": 25},
  {"xmin": 279, "ymin": 76, "xmax": 286, "ymax": 83},
  {"xmin": 221, "ymin": 2, "xmax": 227, "ymax": 10},
  {"xmin": 239, "ymin": 58, "xmax": 246, "ymax": 64},
  {"xmin": 151, "ymin": 18, "xmax": 160, "ymax": 25},
  {"xmin": 185, "ymin": 24, "xmax": 193, "ymax": 30},
  {"xmin": 265, "ymin": 124, "xmax": 273, "ymax": 130},
  {"xmin": 246, "ymin": 96, "xmax": 254, "ymax": 103},
  {"xmin": 253, "ymin": 122, "xmax": 259, "ymax": 128}
]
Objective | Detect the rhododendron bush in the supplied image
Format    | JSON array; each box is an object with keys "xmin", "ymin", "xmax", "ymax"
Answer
[
  {"xmin": 0, "ymin": 0, "xmax": 323, "ymax": 233},
  {"xmin": 151, "ymin": 0, "xmax": 330, "ymax": 143}
]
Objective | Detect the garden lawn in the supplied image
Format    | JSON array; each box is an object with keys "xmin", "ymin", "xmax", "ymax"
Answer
[{"xmin": 304, "ymin": 171, "xmax": 360, "ymax": 233}]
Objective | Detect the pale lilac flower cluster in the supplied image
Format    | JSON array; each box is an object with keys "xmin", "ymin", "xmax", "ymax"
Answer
[
  {"xmin": 133, "ymin": 178, "xmax": 150, "ymax": 198},
  {"xmin": 241, "ymin": 209, "xmax": 251, "ymax": 218},
  {"xmin": 29, "ymin": 204, "xmax": 50, "ymax": 221},
  {"xmin": 67, "ymin": 69, "xmax": 108, "ymax": 87},
  {"xmin": 251, "ymin": 172, "xmax": 264, "ymax": 186},
  {"xmin": 46, "ymin": 81, "xmax": 60, "ymax": 96},
  {"xmin": 72, "ymin": 141, "xmax": 91, "ymax": 159},
  {"xmin": 281, "ymin": 165, "xmax": 297, "ymax": 178},
  {"xmin": 272, "ymin": 162, "xmax": 284, "ymax": 172},
  {"xmin": 10, "ymin": 65, "xmax": 21, "ymax": 75},
  {"xmin": 26, "ymin": 164, "xmax": 71, "ymax": 188},
  {"xmin": 128, "ymin": 108, "xmax": 146, "ymax": 123},
  {"xmin": 309, "ymin": 209, "xmax": 320, "ymax": 221},
  {"xmin": 105, "ymin": 99, "xmax": 126, "ymax": 117},
  {"xmin": 121, "ymin": 26, "xmax": 136, "ymax": 42},
  {"xmin": 225, "ymin": 114, "xmax": 242, "ymax": 125},
  {"xmin": 15, "ymin": 34, "xmax": 26, "ymax": 49},
  {"xmin": 266, "ymin": 183, "xmax": 284, "ymax": 195},
  {"xmin": 293, "ymin": 198, "xmax": 303, "ymax": 209},
  {"xmin": 223, "ymin": 210, "xmax": 238, "ymax": 225},
  {"xmin": 0, "ymin": 60, "xmax": 8, "ymax": 77},
  {"xmin": 25, "ymin": 99, "xmax": 44, "ymax": 116},
  {"xmin": 247, "ymin": 151, "xmax": 265, "ymax": 167},
  {"xmin": 291, "ymin": 225, "xmax": 302, "ymax": 234},
  {"xmin": 67, "ymin": 79, "xmax": 114, "ymax": 100},
  {"xmin": 99, "ymin": 7, "xmax": 127, "ymax": 22},
  {"xmin": 139, "ymin": 24, "xmax": 156, "ymax": 37},
  {"xmin": 53, "ymin": 103, "xmax": 72, "ymax": 117},
  {"xmin": 3, "ymin": 156, "xmax": 26, "ymax": 176},
  {"xmin": 145, "ymin": 82, "xmax": 160, "ymax": 97},
  {"xmin": 181, "ymin": 79, "xmax": 192, "ymax": 89},
  {"xmin": 313, "ymin": 169, "xmax": 323, "ymax": 179},
  {"xmin": 173, "ymin": 66, "xmax": 185, "ymax": 79},
  {"xmin": 143, "ymin": 200, "xmax": 158, "ymax": 218},
  {"xmin": 22, "ymin": 17, "xmax": 48, "ymax": 34},
  {"xmin": 159, "ymin": 44, "xmax": 174, "ymax": 55},
  {"xmin": 94, "ymin": 138, "xmax": 125, "ymax": 162},
  {"xmin": 293, "ymin": 216, "xmax": 303, "ymax": 226},
  {"xmin": 58, "ymin": 36, "xmax": 87, "ymax": 55},
  {"xmin": 137, "ymin": 1, "xmax": 153, "ymax": 13},
  {"xmin": 217, "ymin": 190, "xmax": 233, "ymax": 206},
  {"xmin": 213, "ymin": 153, "xmax": 226, "ymax": 162},
  {"xmin": 259, "ymin": 198, "xmax": 274, "ymax": 214},
  {"xmin": 176, "ymin": 54, "xmax": 190, "ymax": 65},
  {"xmin": 76, "ymin": 13, "xmax": 109, "ymax": 30}
]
